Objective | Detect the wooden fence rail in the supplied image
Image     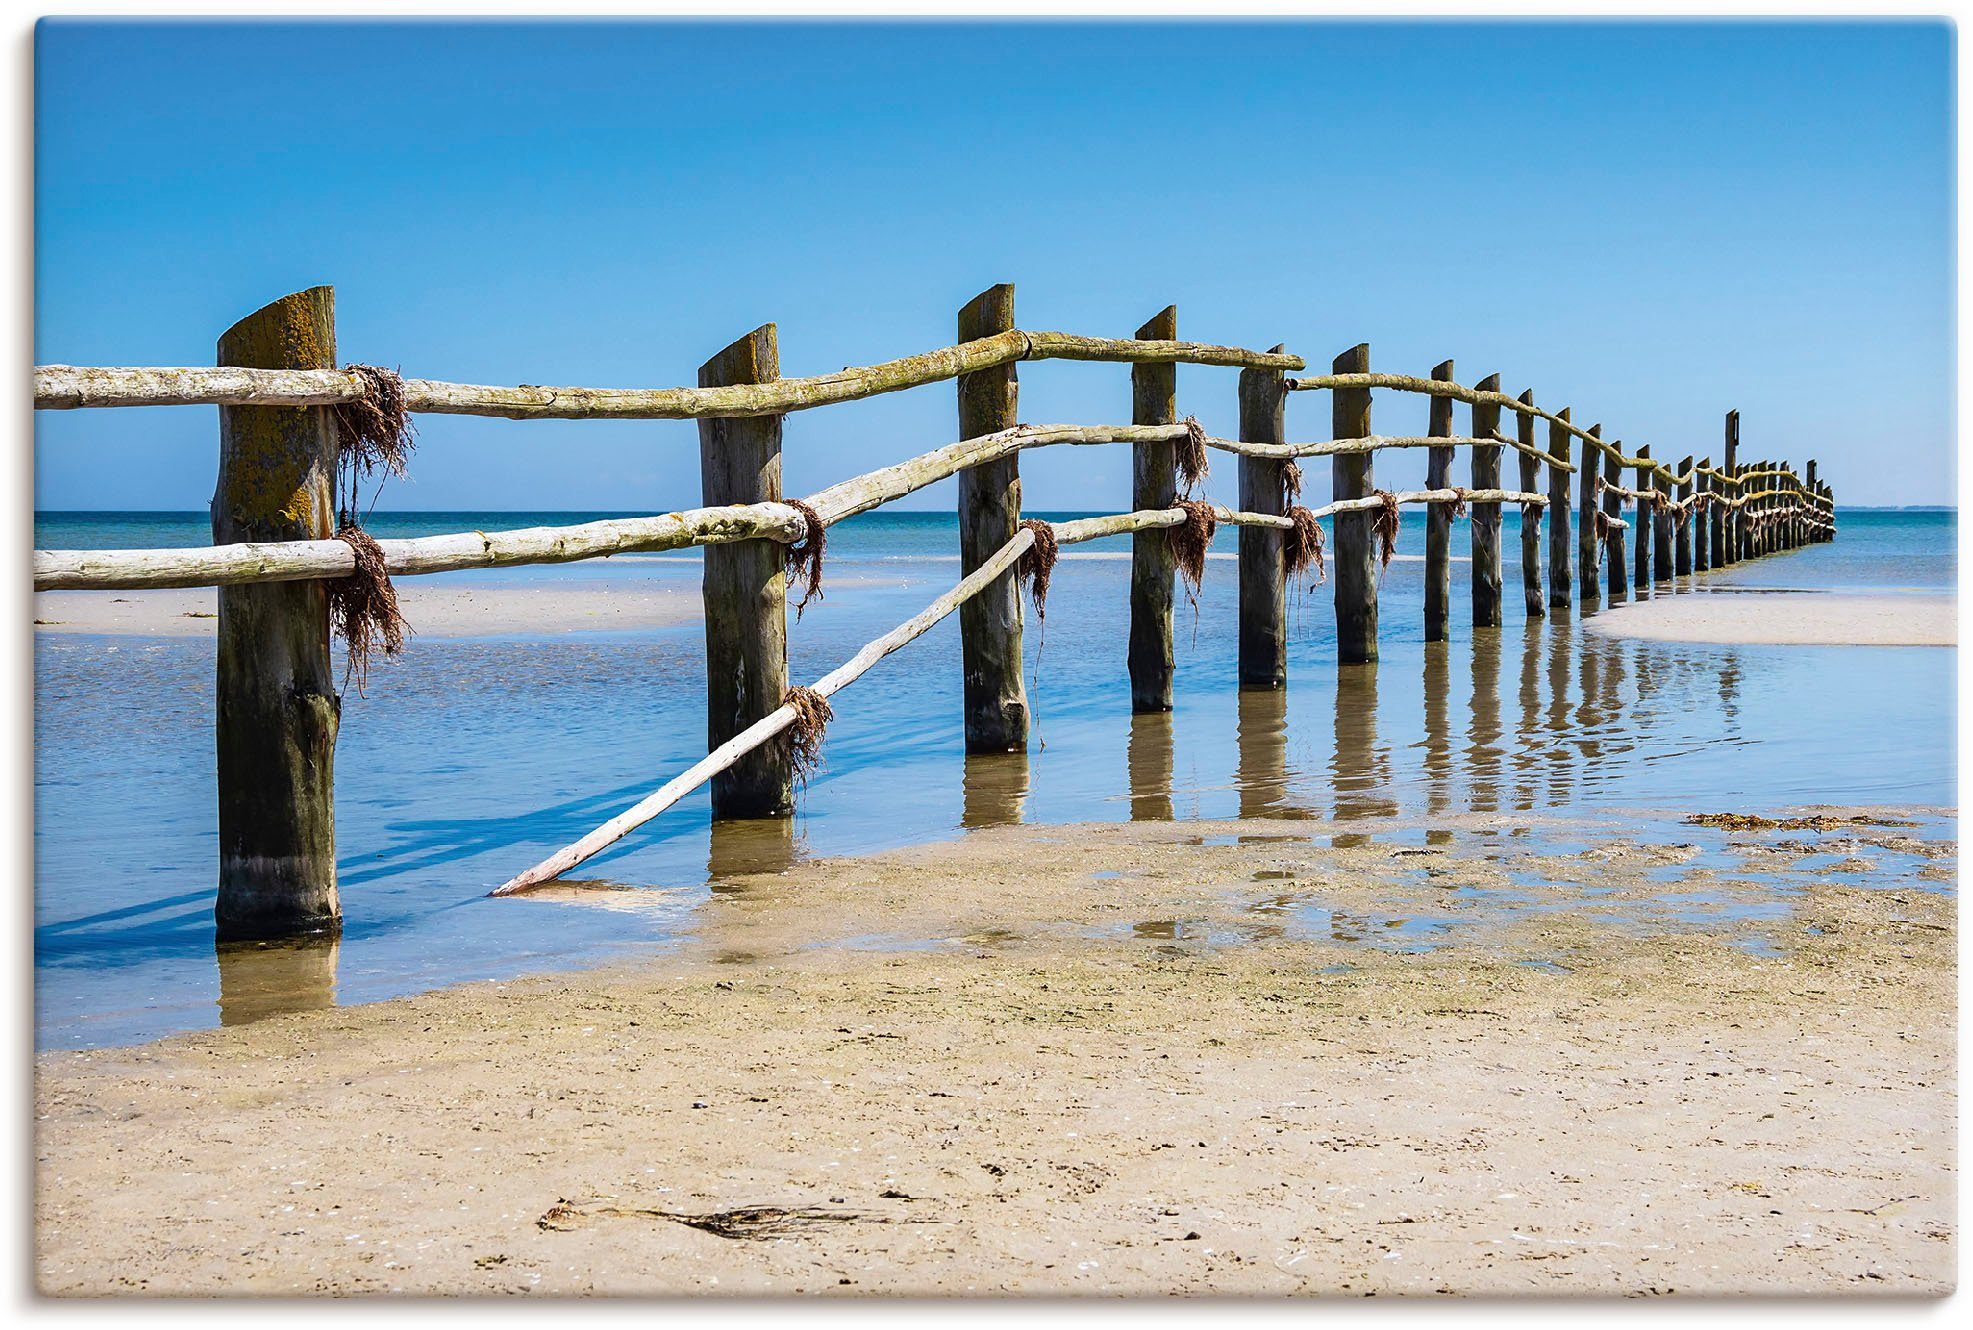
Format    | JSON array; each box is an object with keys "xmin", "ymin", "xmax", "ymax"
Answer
[{"xmin": 32, "ymin": 283, "xmax": 1836, "ymax": 935}]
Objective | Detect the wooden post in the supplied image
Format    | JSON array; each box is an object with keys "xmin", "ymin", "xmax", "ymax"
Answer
[
  {"xmin": 1723, "ymin": 411, "xmax": 1741, "ymax": 564},
  {"xmin": 1129, "ymin": 306, "xmax": 1178, "ymax": 712},
  {"xmin": 1571, "ymin": 409, "xmax": 1598, "ymax": 609},
  {"xmin": 1424, "ymin": 360, "xmax": 1455, "ymax": 642},
  {"xmin": 1654, "ymin": 457, "xmax": 1675, "ymax": 582},
  {"xmin": 1546, "ymin": 406, "xmax": 1578, "ymax": 607},
  {"xmin": 956, "ymin": 285, "xmax": 1029, "ymax": 751},
  {"xmin": 213, "ymin": 286, "xmax": 341, "ymax": 942},
  {"xmin": 1332, "ymin": 344, "xmax": 1377, "ymax": 664},
  {"xmin": 700, "ymin": 324, "xmax": 793, "ymax": 816},
  {"xmin": 1471, "ymin": 373, "xmax": 1503, "ymax": 628},
  {"xmin": 1631, "ymin": 443, "xmax": 1652, "ymax": 589},
  {"xmin": 1806, "ymin": 459, "xmax": 1820, "ymax": 544},
  {"xmin": 1238, "ymin": 344, "xmax": 1290, "ymax": 687},
  {"xmin": 1601, "ymin": 431, "xmax": 1628, "ymax": 602},
  {"xmin": 1694, "ymin": 457, "xmax": 1712, "ymax": 573},
  {"xmin": 1519, "ymin": 389, "xmax": 1546, "ymax": 618}
]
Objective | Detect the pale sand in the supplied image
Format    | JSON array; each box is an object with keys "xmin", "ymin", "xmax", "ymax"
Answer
[
  {"xmin": 1586, "ymin": 590, "xmax": 1955, "ymax": 647},
  {"xmin": 33, "ymin": 584, "xmax": 702, "ymax": 638},
  {"xmin": 36, "ymin": 811, "xmax": 1954, "ymax": 1296}
]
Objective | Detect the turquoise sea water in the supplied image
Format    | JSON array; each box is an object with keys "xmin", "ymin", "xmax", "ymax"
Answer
[{"xmin": 33, "ymin": 508, "xmax": 1955, "ymax": 1047}]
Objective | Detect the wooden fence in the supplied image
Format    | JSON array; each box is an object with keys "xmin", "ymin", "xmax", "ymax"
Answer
[{"xmin": 33, "ymin": 285, "xmax": 1837, "ymax": 939}]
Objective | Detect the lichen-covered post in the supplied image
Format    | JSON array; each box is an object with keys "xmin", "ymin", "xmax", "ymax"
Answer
[
  {"xmin": 1694, "ymin": 458, "xmax": 1712, "ymax": 573},
  {"xmin": 1237, "ymin": 344, "xmax": 1289, "ymax": 688},
  {"xmin": 1653, "ymin": 459, "xmax": 1675, "ymax": 583},
  {"xmin": 1470, "ymin": 373, "xmax": 1504, "ymax": 628},
  {"xmin": 1723, "ymin": 411, "xmax": 1741, "ymax": 564},
  {"xmin": 1129, "ymin": 306, "xmax": 1179, "ymax": 712},
  {"xmin": 700, "ymin": 324, "xmax": 793, "ymax": 816},
  {"xmin": 956, "ymin": 285, "xmax": 1030, "ymax": 751},
  {"xmin": 1546, "ymin": 404, "xmax": 1578, "ymax": 611},
  {"xmin": 1570, "ymin": 409, "xmax": 1598, "ymax": 611},
  {"xmin": 1631, "ymin": 443, "xmax": 1654, "ymax": 590},
  {"xmin": 1600, "ymin": 429, "xmax": 1628, "ymax": 603},
  {"xmin": 1332, "ymin": 344, "xmax": 1377, "ymax": 664},
  {"xmin": 1519, "ymin": 389, "xmax": 1546, "ymax": 618},
  {"xmin": 1424, "ymin": 360, "xmax": 1455, "ymax": 642},
  {"xmin": 213, "ymin": 286, "xmax": 341, "ymax": 942}
]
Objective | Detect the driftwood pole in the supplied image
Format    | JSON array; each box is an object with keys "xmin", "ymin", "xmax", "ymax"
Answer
[
  {"xmin": 956, "ymin": 285, "xmax": 1029, "ymax": 751},
  {"xmin": 1694, "ymin": 457, "xmax": 1712, "ymax": 573},
  {"xmin": 1470, "ymin": 373, "xmax": 1504, "ymax": 628},
  {"xmin": 1129, "ymin": 306, "xmax": 1178, "ymax": 712},
  {"xmin": 1424, "ymin": 360, "xmax": 1455, "ymax": 642},
  {"xmin": 699, "ymin": 324, "xmax": 793, "ymax": 817},
  {"xmin": 1546, "ymin": 404, "xmax": 1578, "ymax": 611},
  {"xmin": 1518, "ymin": 389, "xmax": 1545, "ymax": 618},
  {"xmin": 212, "ymin": 286, "xmax": 341, "ymax": 942},
  {"xmin": 1332, "ymin": 344, "xmax": 1377, "ymax": 664},
  {"xmin": 1631, "ymin": 442, "xmax": 1653, "ymax": 589},
  {"xmin": 1237, "ymin": 345, "xmax": 1289, "ymax": 687},
  {"xmin": 1724, "ymin": 411, "xmax": 1741, "ymax": 563},
  {"xmin": 1653, "ymin": 457, "xmax": 1676, "ymax": 582},
  {"xmin": 1601, "ymin": 431, "xmax": 1628, "ymax": 602}
]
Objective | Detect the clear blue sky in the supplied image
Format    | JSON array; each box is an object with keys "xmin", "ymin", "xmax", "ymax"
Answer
[{"xmin": 35, "ymin": 18, "xmax": 1953, "ymax": 511}]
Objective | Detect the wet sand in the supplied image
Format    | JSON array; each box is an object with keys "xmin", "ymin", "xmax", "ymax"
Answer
[
  {"xmin": 35, "ymin": 810, "xmax": 1955, "ymax": 1296},
  {"xmin": 34, "ymin": 584, "xmax": 702, "ymax": 638},
  {"xmin": 1587, "ymin": 590, "xmax": 1954, "ymax": 647}
]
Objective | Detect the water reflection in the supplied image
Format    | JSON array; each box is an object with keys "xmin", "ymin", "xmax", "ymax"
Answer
[
  {"xmin": 1127, "ymin": 710, "xmax": 1175, "ymax": 822},
  {"xmin": 1467, "ymin": 628, "xmax": 1503, "ymax": 814},
  {"xmin": 962, "ymin": 751, "xmax": 1030, "ymax": 828},
  {"xmin": 215, "ymin": 937, "xmax": 339, "ymax": 1026},
  {"xmin": 1332, "ymin": 662, "xmax": 1397, "ymax": 838},
  {"xmin": 1235, "ymin": 687, "xmax": 1309, "ymax": 818},
  {"xmin": 707, "ymin": 816, "xmax": 804, "ymax": 887}
]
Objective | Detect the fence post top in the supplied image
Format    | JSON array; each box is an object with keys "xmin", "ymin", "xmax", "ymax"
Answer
[
  {"xmin": 700, "ymin": 324, "xmax": 779, "ymax": 385},
  {"xmin": 1476, "ymin": 372, "xmax": 1501, "ymax": 392},
  {"xmin": 219, "ymin": 286, "xmax": 335, "ymax": 360},
  {"xmin": 1136, "ymin": 306, "xmax": 1177, "ymax": 339},
  {"xmin": 1334, "ymin": 343, "xmax": 1369, "ymax": 372},
  {"xmin": 1432, "ymin": 359, "xmax": 1454, "ymax": 379}
]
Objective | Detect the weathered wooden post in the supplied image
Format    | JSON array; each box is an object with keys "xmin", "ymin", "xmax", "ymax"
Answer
[
  {"xmin": 956, "ymin": 285, "xmax": 1030, "ymax": 751},
  {"xmin": 1519, "ymin": 390, "xmax": 1546, "ymax": 618},
  {"xmin": 700, "ymin": 323, "xmax": 794, "ymax": 815},
  {"xmin": 1694, "ymin": 457, "xmax": 1712, "ymax": 573},
  {"xmin": 1424, "ymin": 360, "xmax": 1455, "ymax": 642},
  {"xmin": 1806, "ymin": 459, "xmax": 1820, "ymax": 544},
  {"xmin": 1631, "ymin": 443, "xmax": 1653, "ymax": 589},
  {"xmin": 1752, "ymin": 461, "xmax": 1768, "ymax": 557},
  {"xmin": 1671, "ymin": 458, "xmax": 1692, "ymax": 576},
  {"xmin": 213, "ymin": 286, "xmax": 341, "ymax": 942},
  {"xmin": 1653, "ymin": 459, "xmax": 1675, "ymax": 583},
  {"xmin": 1471, "ymin": 374, "xmax": 1504, "ymax": 627},
  {"xmin": 1723, "ymin": 412, "xmax": 1741, "ymax": 564},
  {"xmin": 1238, "ymin": 345, "xmax": 1289, "ymax": 688},
  {"xmin": 1601, "ymin": 433, "xmax": 1628, "ymax": 602},
  {"xmin": 1332, "ymin": 344, "xmax": 1377, "ymax": 664},
  {"xmin": 1571, "ymin": 409, "xmax": 1598, "ymax": 609},
  {"xmin": 1129, "ymin": 306, "xmax": 1178, "ymax": 712},
  {"xmin": 1546, "ymin": 404, "xmax": 1578, "ymax": 611}
]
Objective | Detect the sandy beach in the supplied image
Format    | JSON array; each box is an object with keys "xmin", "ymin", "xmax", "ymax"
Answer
[
  {"xmin": 1586, "ymin": 589, "xmax": 1955, "ymax": 647},
  {"xmin": 35, "ymin": 809, "xmax": 1955, "ymax": 1296}
]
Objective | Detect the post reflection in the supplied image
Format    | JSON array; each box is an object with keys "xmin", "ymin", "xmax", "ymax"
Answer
[
  {"xmin": 708, "ymin": 816, "xmax": 804, "ymax": 890},
  {"xmin": 1466, "ymin": 628, "xmax": 1503, "ymax": 814},
  {"xmin": 1331, "ymin": 662, "xmax": 1395, "ymax": 840},
  {"xmin": 1235, "ymin": 687, "xmax": 1309, "ymax": 819},
  {"xmin": 1511, "ymin": 617, "xmax": 1544, "ymax": 811},
  {"xmin": 215, "ymin": 936, "xmax": 339, "ymax": 1027},
  {"xmin": 962, "ymin": 750, "xmax": 1030, "ymax": 828},
  {"xmin": 1128, "ymin": 710, "xmax": 1175, "ymax": 822}
]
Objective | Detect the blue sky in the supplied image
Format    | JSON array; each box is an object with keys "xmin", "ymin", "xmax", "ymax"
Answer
[{"xmin": 35, "ymin": 18, "xmax": 1953, "ymax": 511}]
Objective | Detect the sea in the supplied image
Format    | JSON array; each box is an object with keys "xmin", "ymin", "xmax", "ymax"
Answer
[{"xmin": 33, "ymin": 507, "xmax": 1955, "ymax": 1048}]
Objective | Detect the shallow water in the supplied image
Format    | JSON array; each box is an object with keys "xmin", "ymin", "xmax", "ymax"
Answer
[{"xmin": 33, "ymin": 509, "xmax": 1955, "ymax": 1047}]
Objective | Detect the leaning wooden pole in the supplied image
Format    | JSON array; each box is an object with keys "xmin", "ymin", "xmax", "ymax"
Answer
[
  {"xmin": 1570, "ymin": 408, "xmax": 1597, "ymax": 610},
  {"xmin": 495, "ymin": 528, "xmax": 1037, "ymax": 895},
  {"xmin": 1519, "ymin": 389, "xmax": 1546, "ymax": 618},
  {"xmin": 1546, "ymin": 406, "xmax": 1578, "ymax": 607},
  {"xmin": 213, "ymin": 286, "xmax": 341, "ymax": 942},
  {"xmin": 1129, "ymin": 305, "xmax": 1179, "ymax": 712},
  {"xmin": 1470, "ymin": 372, "xmax": 1504, "ymax": 628},
  {"xmin": 955, "ymin": 284, "xmax": 1029, "ymax": 751},
  {"xmin": 1424, "ymin": 359, "xmax": 1455, "ymax": 642},
  {"xmin": 699, "ymin": 324, "xmax": 794, "ymax": 817},
  {"xmin": 1332, "ymin": 344, "xmax": 1377, "ymax": 664},
  {"xmin": 1238, "ymin": 345, "xmax": 1290, "ymax": 687}
]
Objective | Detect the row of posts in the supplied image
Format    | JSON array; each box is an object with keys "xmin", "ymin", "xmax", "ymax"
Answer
[{"xmin": 205, "ymin": 283, "xmax": 1832, "ymax": 943}]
